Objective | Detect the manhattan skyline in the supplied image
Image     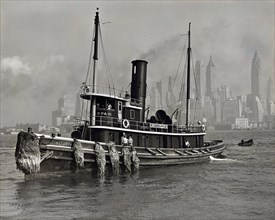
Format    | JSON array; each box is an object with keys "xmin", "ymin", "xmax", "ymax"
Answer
[{"xmin": 1, "ymin": 1, "xmax": 274, "ymax": 127}]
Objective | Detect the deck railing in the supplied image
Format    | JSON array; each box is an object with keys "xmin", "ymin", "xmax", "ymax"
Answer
[
  {"xmin": 81, "ymin": 84, "xmax": 130, "ymax": 99},
  {"xmin": 74, "ymin": 116, "xmax": 205, "ymax": 134}
]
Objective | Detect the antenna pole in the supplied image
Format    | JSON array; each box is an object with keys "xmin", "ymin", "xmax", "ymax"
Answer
[
  {"xmin": 186, "ymin": 22, "xmax": 191, "ymax": 127},
  {"xmin": 91, "ymin": 8, "xmax": 99, "ymax": 126},
  {"xmin": 92, "ymin": 8, "xmax": 99, "ymax": 93}
]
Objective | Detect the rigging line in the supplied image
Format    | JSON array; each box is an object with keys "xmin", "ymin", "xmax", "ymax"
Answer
[
  {"xmin": 100, "ymin": 26, "xmax": 116, "ymax": 97},
  {"xmin": 191, "ymin": 49, "xmax": 198, "ymax": 123},
  {"xmin": 177, "ymin": 54, "xmax": 188, "ymax": 105},
  {"xmin": 177, "ymin": 54, "xmax": 188, "ymax": 127},
  {"xmin": 99, "ymin": 24, "xmax": 115, "ymax": 92},
  {"xmin": 100, "ymin": 46, "xmax": 111, "ymax": 91},
  {"xmin": 171, "ymin": 36, "xmax": 188, "ymax": 94},
  {"xmin": 85, "ymin": 27, "xmax": 95, "ymax": 84},
  {"xmin": 125, "ymin": 82, "xmax": 131, "ymax": 92},
  {"xmin": 98, "ymin": 24, "xmax": 111, "ymax": 89},
  {"xmin": 107, "ymin": 23, "xmax": 156, "ymax": 38},
  {"xmin": 191, "ymin": 49, "xmax": 198, "ymax": 98}
]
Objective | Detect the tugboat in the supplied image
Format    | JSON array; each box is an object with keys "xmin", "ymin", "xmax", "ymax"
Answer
[{"xmin": 15, "ymin": 9, "xmax": 225, "ymax": 176}]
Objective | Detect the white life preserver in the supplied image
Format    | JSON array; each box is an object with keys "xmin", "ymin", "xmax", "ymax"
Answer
[{"xmin": 122, "ymin": 119, "xmax": 130, "ymax": 128}]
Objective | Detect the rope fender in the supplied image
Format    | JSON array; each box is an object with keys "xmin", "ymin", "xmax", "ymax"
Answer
[
  {"xmin": 15, "ymin": 131, "xmax": 41, "ymax": 174},
  {"xmin": 95, "ymin": 143, "xmax": 106, "ymax": 175},
  {"xmin": 72, "ymin": 139, "xmax": 84, "ymax": 169}
]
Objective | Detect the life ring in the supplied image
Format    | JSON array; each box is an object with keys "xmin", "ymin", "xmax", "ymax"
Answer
[{"xmin": 122, "ymin": 119, "xmax": 130, "ymax": 128}]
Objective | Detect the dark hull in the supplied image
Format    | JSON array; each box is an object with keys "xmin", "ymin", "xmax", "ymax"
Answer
[
  {"xmin": 237, "ymin": 139, "xmax": 253, "ymax": 146},
  {"xmin": 16, "ymin": 133, "xmax": 225, "ymax": 175}
]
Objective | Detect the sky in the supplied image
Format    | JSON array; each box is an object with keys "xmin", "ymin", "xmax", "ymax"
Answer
[{"xmin": 1, "ymin": 0, "xmax": 274, "ymax": 127}]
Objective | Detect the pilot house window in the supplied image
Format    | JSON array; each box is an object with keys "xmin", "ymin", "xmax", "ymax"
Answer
[
  {"xmin": 118, "ymin": 102, "xmax": 122, "ymax": 111},
  {"xmin": 96, "ymin": 98, "xmax": 115, "ymax": 110},
  {"xmin": 97, "ymin": 99, "xmax": 106, "ymax": 109},
  {"xmin": 130, "ymin": 109, "xmax": 135, "ymax": 119}
]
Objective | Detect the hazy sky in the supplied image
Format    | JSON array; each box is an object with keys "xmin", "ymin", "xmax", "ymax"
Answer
[{"xmin": 1, "ymin": 0, "xmax": 274, "ymax": 127}]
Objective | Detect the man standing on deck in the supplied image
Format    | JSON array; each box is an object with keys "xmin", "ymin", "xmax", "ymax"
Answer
[
  {"xmin": 128, "ymin": 135, "xmax": 133, "ymax": 150},
  {"xmin": 121, "ymin": 133, "xmax": 128, "ymax": 148}
]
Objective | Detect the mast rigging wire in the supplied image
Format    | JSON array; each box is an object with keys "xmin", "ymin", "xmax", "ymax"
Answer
[
  {"xmin": 177, "ymin": 54, "xmax": 188, "ymax": 127},
  {"xmin": 99, "ymin": 23, "xmax": 116, "ymax": 96},
  {"xmin": 171, "ymin": 36, "xmax": 188, "ymax": 95},
  {"xmin": 80, "ymin": 25, "xmax": 96, "ymax": 125},
  {"xmin": 85, "ymin": 27, "xmax": 95, "ymax": 84},
  {"xmin": 191, "ymin": 49, "xmax": 199, "ymax": 124}
]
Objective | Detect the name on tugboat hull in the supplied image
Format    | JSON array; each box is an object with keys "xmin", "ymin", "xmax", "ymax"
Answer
[
  {"xmin": 97, "ymin": 111, "xmax": 112, "ymax": 116},
  {"xmin": 149, "ymin": 123, "xmax": 168, "ymax": 129}
]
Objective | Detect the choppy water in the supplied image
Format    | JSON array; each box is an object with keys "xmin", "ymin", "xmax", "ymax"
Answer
[{"xmin": 0, "ymin": 130, "xmax": 274, "ymax": 219}]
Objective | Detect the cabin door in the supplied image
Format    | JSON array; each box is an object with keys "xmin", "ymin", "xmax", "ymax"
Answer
[{"xmin": 118, "ymin": 101, "xmax": 122, "ymax": 120}]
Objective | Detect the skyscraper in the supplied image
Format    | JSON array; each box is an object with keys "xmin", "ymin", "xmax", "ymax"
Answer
[
  {"xmin": 251, "ymin": 50, "xmax": 260, "ymax": 98},
  {"xmin": 205, "ymin": 56, "xmax": 215, "ymax": 98},
  {"xmin": 266, "ymin": 76, "xmax": 274, "ymax": 102},
  {"xmin": 247, "ymin": 50, "xmax": 265, "ymax": 126}
]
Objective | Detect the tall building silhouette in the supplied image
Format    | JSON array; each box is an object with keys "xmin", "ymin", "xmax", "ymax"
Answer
[
  {"xmin": 156, "ymin": 81, "xmax": 163, "ymax": 109},
  {"xmin": 165, "ymin": 76, "xmax": 177, "ymax": 115},
  {"xmin": 149, "ymin": 86, "xmax": 157, "ymax": 111},
  {"xmin": 75, "ymin": 92, "xmax": 82, "ymax": 118},
  {"xmin": 52, "ymin": 96, "xmax": 74, "ymax": 127},
  {"xmin": 266, "ymin": 76, "xmax": 274, "ymax": 102},
  {"xmin": 205, "ymin": 56, "xmax": 215, "ymax": 98},
  {"xmin": 251, "ymin": 50, "xmax": 260, "ymax": 98},
  {"xmin": 247, "ymin": 50, "xmax": 264, "ymax": 126}
]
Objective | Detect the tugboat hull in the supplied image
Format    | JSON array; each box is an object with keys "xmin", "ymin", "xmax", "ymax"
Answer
[{"xmin": 15, "ymin": 131, "xmax": 225, "ymax": 175}]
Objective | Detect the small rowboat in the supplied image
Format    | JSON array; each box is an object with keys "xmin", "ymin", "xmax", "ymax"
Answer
[{"xmin": 238, "ymin": 139, "xmax": 254, "ymax": 146}]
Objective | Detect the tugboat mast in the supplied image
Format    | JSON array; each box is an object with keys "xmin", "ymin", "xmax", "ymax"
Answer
[
  {"xmin": 91, "ymin": 8, "xmax": 99, "ymax": 126},
  {"xmin": 92, "ymin": 8, "xmax": 99, "ymax": 93},
  {"xmin": 186, "ymin": 22, "xmax": 191, "ymax": 127}
]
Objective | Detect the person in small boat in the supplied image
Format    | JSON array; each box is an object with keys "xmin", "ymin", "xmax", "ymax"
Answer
[
  {"xmin": 121, "ymin": 133, "xmax": 128, "ymax": 148},
  {"xmin": 241, "ymin": 139, "xmax": 244, "ymax": 144}
]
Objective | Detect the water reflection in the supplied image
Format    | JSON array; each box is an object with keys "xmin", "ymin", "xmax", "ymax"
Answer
[
  {"xmin": 12, "ymin": 168, "xmax": 143, "ymax": 219},
  {"xmin": 1, "ymin": 130, "xmax": 275, "ymax": 219}
]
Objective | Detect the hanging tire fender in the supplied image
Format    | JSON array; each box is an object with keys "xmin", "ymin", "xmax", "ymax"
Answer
[{"xmin": 122, "ymin": 119, "xmax": 130, "ymax": 128}]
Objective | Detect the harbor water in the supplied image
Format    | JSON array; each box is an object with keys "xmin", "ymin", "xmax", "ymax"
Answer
[{"xmin": 0, "ymin": 130, "xmax": 274, "ymax": 219}]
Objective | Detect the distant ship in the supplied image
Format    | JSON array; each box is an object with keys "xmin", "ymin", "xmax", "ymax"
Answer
[{"xmin": 15, "ymin": 9, "xmax": 225, "ymax": 176}]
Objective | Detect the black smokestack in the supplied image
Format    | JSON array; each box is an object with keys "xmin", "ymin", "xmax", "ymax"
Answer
[{"xmin": 131, "ymin": 60, "xmax": 148, "ymax": 122}]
